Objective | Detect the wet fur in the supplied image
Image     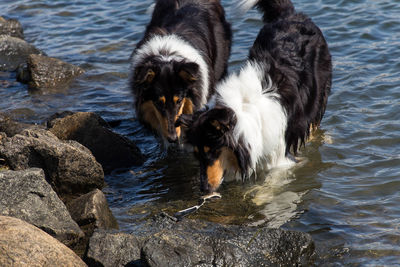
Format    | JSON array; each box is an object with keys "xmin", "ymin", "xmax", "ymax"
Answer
[
  {"xmin": 177, "ymin": 0, "xmax": 332, "ymax": 192},
  {"xmin": 130, "ymin": 0, "xmax": 232, "ymax": 143}
]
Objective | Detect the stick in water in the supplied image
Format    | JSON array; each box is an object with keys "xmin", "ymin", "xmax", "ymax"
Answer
[{"xmin": 174, "ymin": 192, "xmax": 221, "ymax": 219}]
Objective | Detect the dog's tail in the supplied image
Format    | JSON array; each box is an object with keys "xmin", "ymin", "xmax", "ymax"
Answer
[{"xmin": 237, "ymin": 0, "xmax": 295, "ymax": 22}]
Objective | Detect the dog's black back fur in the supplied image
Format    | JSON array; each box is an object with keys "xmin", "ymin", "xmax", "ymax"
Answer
[
  {"xmin": 250, "ymin": 0, "xmax": 332, "ymax": 154},
  {"xmin": 140, "ymin": 0, "xmax": 232, "ymax": 85}
]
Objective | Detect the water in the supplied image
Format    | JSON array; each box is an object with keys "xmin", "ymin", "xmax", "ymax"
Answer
[{"xmin": 1, "ymin": 0, "xmax": 400, "ymax": 265}]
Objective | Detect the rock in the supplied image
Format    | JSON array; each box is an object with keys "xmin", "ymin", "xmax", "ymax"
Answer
[
  {"xmin": 23, "ymin": 54, "xmax": 84, "ymax": 91},
  {"xmin": 86, "ymin": 213, "xmax": 315, "ymax": 267},
  {"xmin": 0, "ymin": 128, "xmax": 104, "ymax": 196},
  {"xmin": 66, "ymin": 189, "xmax": 119, "ymax": 257},
  {"xmin": 48, "ymin": 112, "xmax": 145, "ymax": 172},
  {"xmin": 0, "ymin": 111, "xmax": 44, "ymax": 137},
  {"xmin": 0, "ymin": 216, "xmax": 86, "ymax": 267},
  {"xmin": 0, "ymin": 16, "xmax": 24, "ymax": 39},
  {"xmin": 67, "ymin": 189, "xmax": 119, "ymax": 231},
  {"xmin": 0, "ymin": 168, "xmax": 84, "ymax": 248},
  {"xmin": 85, "ymin": 230, "xmax": 142, "ymax": 267},
  {"xmin": 0, "ymin": 35, "xmax": 44, "ymax": 71}
]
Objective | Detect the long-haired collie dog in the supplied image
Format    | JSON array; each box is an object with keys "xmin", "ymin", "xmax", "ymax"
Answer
[
  {"xmin": 130, "ymin": 0, "xmax": 231, "ymax": 144},
  {"xmin": 176, "ymin": 0, "xmax": 332, "ymax": 192}
]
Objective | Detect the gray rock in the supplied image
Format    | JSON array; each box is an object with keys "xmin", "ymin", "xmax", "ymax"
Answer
[
  {"xmin": 0, "ymin": 168, "xmax": 84, "ymax": 248},
  {"xmin": 86, "ymin": 213, "xmax": 315, "ymax": 267},
  {"xmin": 85, "ymin": 230, "xmax": 142, "ymax": 267},
  {"xmin": 0, "ymin": 112, "xmax": 44, "ymax": 137},
  {"xmin": 0, "ymin": 216, "xmax": 87, "ymax": 267},
  {"xmin": 24, "ymin": 54, "xmax": 84, "ymax": 91},
  {"xmin": 48, "ymin": 112, "xmax": 145, "ymax": 172},
  {"xmin": 0, "ymin": 16, "xmax": 24, "ymax": 39},
  {"xmin": 0, "ymin": 35, "xmax": 44, "ymax": 71},
  {"xmin": 0, "ymin": 128, "xmax": 104, "ymax": 196},
  {"xmin": 67, "ymin": 189, "xmax": 119, "ymax": 230},
  {"xmin": 66, "ymin": 189, "xmax": 119, "ymax": 257}
]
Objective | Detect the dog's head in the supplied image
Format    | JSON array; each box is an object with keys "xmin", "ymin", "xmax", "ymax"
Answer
[
  {"xmin": 177, "ymin": 106, "xmax": 249, "ymax": 193},
  {"xmin": 133, "ymin": 57, "xmax": 201, "ymax": 143}
]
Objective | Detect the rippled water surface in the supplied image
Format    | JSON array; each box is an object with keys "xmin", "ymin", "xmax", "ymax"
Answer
[{"xmin": 1, "ymin": 0, "xmax": 400, "ymax": 265}]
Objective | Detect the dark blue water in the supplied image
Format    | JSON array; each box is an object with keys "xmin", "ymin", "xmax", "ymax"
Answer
[{"xmin": 1, "ymin": 0, "xmax": 400, "ymax": 265}]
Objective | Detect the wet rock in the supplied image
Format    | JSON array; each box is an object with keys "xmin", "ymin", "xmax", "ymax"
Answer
[
  {"xmin": 0, "ymin": 16, "xmax": 24, "ymax": 39},
  {"xmin": 67, "ymin": 189, "xmax": 119, "ymax": 231},
  {"xmin": 66, "ymin": 189, "xmax": 119, "ymax": 257},
  {"xmin": 86, "ymin": 213, "xmax": 315, "ymax": 267},
  {"xmin": 48, "ymin": 112, "xmax": 145, "ymax": 172},
  {"xmin": 0, "ymin": 128, "xmax": 104, "ymax": 196},
  {"xmin": 0, "ymin": 216, "xmax": 87, "ymax": 267},
  {"xmin": 0, "ymin": 111, "xmax": 44, "ymax": 137},
  {"xmin": 23, "ymin": 54, "xmax": 84, "ymax": 91},
  {"xmin": 85, "ymin": 230, "xmax": 143, "ymax": 267},
  {"xmin": 0, "ymin": 168, "xmax": 84, "ymax": 248},
  {"xmin": 0, "ymin": 35, "xmax": 44, "ymax": 71}
]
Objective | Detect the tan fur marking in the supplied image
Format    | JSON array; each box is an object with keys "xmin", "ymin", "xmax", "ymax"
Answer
[
  {"xmin": 194, "ymin": 146, "xmax": 199, "ymax": 153},
  {"xmin": 159, "ymin": 96, "xmax": 166, "ymax": 104},
  {"xmin": 220, "ymin": 147, "xmax": 239, "ymax": 171},
  {"xmin": 182, "ymin": 98, "xmax": 194, "ymax": 114},
  {"xmin": 175, "ymin": 100, "xmax": 185, "ymax": 139},
  {"xmin": 210, "ymin": 120, "xmax": 221, "ymax": 130},
  {"xmin": 179, "ymin": 70, "xmax": 197, "ymax": 82},
  {"xmin": 173, "ymin": 96, "xmax": 179, "ymax": 104},
  {"xmin": 140, "ymin": 101, "xmax": 168, "ymax": 138},
  {"xmin": 145, "ymin": 69, "xmax": 155, "ymax": 83},
  {"xmin": 204, "ymin": 146, "xmax": 210, "ymax": 153},
  {"xmin": 207, "ymin": 159, "xmax": 224, "ymax": 190}
]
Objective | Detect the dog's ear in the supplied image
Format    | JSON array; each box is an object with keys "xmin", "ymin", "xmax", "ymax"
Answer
[
  {"xmin": 175, "ymin": 62, "xmax": 199, "ymax": 84},
  {"xmin": 207, "ymin": 108, "xmax": 235, "ymax": 137},
  {"xmin": 175, "ymin": 114, "xmax": 194, "ymax": 128},
  {"xmin": 135, "ymin": 65, "xmax": 156, "ymax": 84}
]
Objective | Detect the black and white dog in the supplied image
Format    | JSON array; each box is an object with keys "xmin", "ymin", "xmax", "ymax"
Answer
[
  {"xmin": 130, "ymin": 0, "xmax": 232, "ymax": 144},
  {"xmin": 177, "ymin": 0, "xmax": 332, "ymax": 192}
]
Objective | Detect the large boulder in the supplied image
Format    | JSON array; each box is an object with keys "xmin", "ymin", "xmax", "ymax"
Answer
[
  {"xmin": 86, "ymin": 213, "xmax": 315, "ymax": 267},
  {"xmin": 48, "ymin": 112, "xmax": 145, "ymax": 172},
  {"xmin": 21, "ymin": 54, "xmax": 84, "ymax": 91},
  {"xmin": 0, "ymin": 16, "xmax": 24, "ymax": 39},
  {"xmin": 0, "ymin": 35, "xmax": 44, "ymax": 71},
  {"xmin": 0, "ymin": 216, "xmax": 86, "ymax": 267},
  {"xmin": 0, "ymin": 168, "xmax": 84, "ymax": 248},
  {"xmin": 0, "ymin": 128, "xmax": 104, "ymax": 196}
]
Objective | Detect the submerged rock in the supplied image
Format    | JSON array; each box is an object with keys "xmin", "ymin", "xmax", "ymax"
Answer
[
  {"xmin": 48, "ymin": 111, "xmax": 145, "ymax": 172},
  {"xmin": 86, "ymin": 213, "xmax": 315, "ymax": 267},
  {"xmin": 0, "ymin": 216, "xmax": 87, "ymax": 267},
  {"xmin": 23, "ymin": 54, "xmax": 84, "ymax": 91},
  {"xmin": 0, "ymin": 16, "xmax": 24, "ymax": 39},
  {"xmin": 0, "ymin": 168, "xmax": 84, "ymax": 248},
  {"xmin": 0, "ymin": 128, "xmax": 104, "ymax": 196},
  {"xmin": 0, "ymin": 35, "xmax": 44, "ymax": 71}
]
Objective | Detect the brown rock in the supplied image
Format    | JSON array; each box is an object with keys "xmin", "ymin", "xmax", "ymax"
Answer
[
  {"xmin": 48, "ymin": 112, "xmax": 145, "ymax": 172},
  {"xmin": 0, "ymin": 216, "xmax": 87, "ymax": 267},
  {"xmin": 26, "ymin": 54, "xmax": 84, "ymax": 91}
]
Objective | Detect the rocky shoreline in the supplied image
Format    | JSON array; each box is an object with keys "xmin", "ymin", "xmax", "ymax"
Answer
[{"xmin": 1, "ymin": 16, "xmax": 316, "ymax": 266}]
